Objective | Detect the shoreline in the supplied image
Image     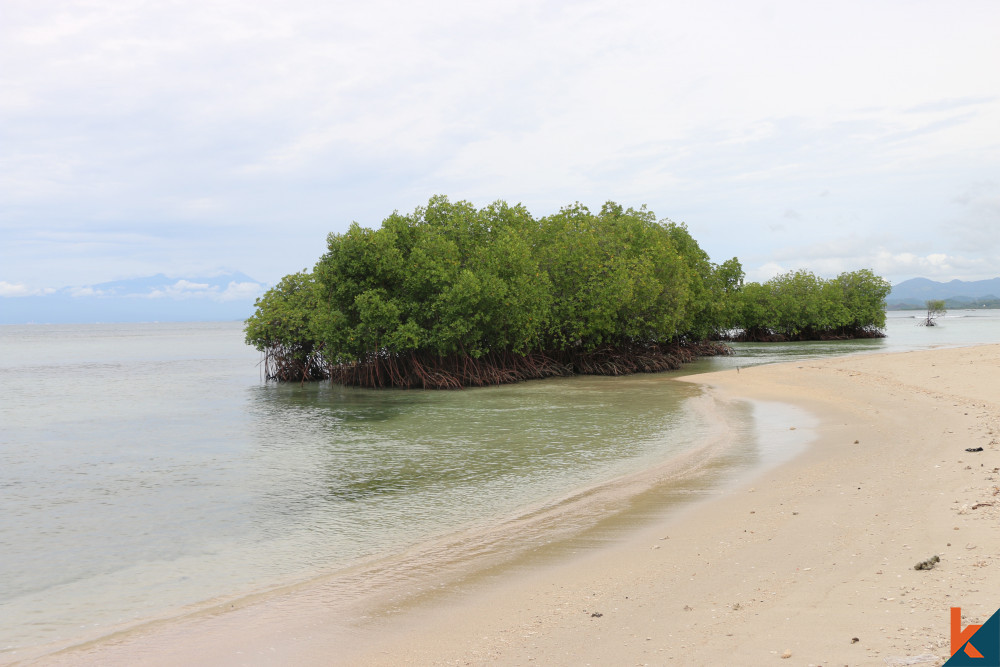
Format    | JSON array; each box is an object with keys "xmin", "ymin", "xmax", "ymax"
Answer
[
  {"xmin": 17, "ymin": 377, "xmax": 801, "ymax": 665},
  {"xmin": 29, "ymin": 344, "xmax": 1000, "ymax": 665}
]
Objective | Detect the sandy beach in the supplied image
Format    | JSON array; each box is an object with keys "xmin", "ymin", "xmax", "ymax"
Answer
[{"xmin": 32, "ymin": 344, "xmax": 1000, "ymax": 666}]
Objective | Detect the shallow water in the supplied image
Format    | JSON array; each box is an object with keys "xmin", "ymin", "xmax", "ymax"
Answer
[
  {"xmin": 0, "ymin": 323, "xmax": 719, "ymax": 654},
  {"xmin": 1, "ymin": 312, "xmax": 997, "ymax": 656},
  {"xmin": 687, "ymin": 308, "xmax": 1000, "ymax": 373}
]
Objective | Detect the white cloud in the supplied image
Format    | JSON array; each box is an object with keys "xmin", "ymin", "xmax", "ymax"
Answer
[
  {"xmin": 746, "ymin": 247, "xmax": 997, "ymax": 285},
  {"xmin": 743, "ymin": 262, "xmax": 783, "ymax": 283},
  {"xmin": 869, "ymin": 251, "xmax": 995, "ymax": 283},
  {"xmin": 2, "ymin": 0, "xmax": 999, "ymax": 288},
  {"xmin": 145, "ymin": 281, "xmax": 212, "ymax": 299},
  {"xmin": 0, "ymin": 281, "xmax": 29, "ymax": 296},
  {"xmin": 0, "ymin": 281, "xmax": 55, "ymax": 297},
  {"xmin": 219, "ymin": 281, "xmax": 265, "ymax": 301},
  {"xmin": 948, "ymin": 181, "xmax": 1000, "ymax": 253},
  {"xmin": 172, "ymin": 280, "xmax": 210, "ymax": 291},
  {"xmin": 144, "ymin": 279, "xmax": 265, "ymax": 301}
]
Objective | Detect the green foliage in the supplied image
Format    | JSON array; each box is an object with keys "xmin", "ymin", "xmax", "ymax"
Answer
[
  {"xmin": 533, "ymin": 202, "xmax": 696, "ymax": 350},
  {"xmin": 244, "ymin": 271, "xmax": 326, "ymax": 379},
  {"xmin": 311, "ymin": 196, "xmax": 552, "ymax": 361},
  {"xmin": 296, "ymin": 196, "xmax": 735, "ymax": 370},
  {"xmin": 246, "ymin": 196, "xmax": 892, "ymax": 384},
  {"xmin": 728, "ymin": 268, "xmax": 891, "ymax": 341},
  {"xmin": 837, "ymin": 269, "xmax": 891, "ymax": 332}
]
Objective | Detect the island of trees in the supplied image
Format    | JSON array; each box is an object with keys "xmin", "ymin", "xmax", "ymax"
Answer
[{"xmin": 246, "ymin": 196, "xmax": 891, "ymax": 387}]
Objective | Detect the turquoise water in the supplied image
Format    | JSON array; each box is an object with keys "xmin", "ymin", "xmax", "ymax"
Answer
[{"xmin": 0, "ymin": 312, "xmax": 997, "ymax": 657}]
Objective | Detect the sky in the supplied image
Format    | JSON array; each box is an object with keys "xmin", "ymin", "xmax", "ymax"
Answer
[{"xmin": 2, "ymin": 0, "xmax": 999, "ymax": 300}]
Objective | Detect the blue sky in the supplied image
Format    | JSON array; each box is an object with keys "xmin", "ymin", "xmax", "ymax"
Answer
[{"xmin": 2, "ymin": 0, "xmax": 999, "ymax": 300}]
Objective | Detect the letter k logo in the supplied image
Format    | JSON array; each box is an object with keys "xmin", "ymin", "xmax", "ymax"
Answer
[
  {"xmin": 954, "ymin": 607, "xmax": 984, "ymax": 659},
  {"xmin": 947, "ymin": 606, "xmax": 1000, "ymax": 665}
]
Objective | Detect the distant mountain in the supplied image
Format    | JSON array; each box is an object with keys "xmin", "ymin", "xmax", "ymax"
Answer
[
  {"xmin": 0, "ymin": 271, "xmax": 267, "ymax": 324},
  {"xmin": 887, "ymin": 277, "xmax": 1000, "ymax": 309}
]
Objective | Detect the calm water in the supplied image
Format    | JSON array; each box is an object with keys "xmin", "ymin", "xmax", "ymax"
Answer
[{"xmin": 1, "ymin": 311, "xmax": 997, "ymax": 656}]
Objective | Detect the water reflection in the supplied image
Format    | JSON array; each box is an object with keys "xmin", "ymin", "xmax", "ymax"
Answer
[{"xmin": 243, "ymin": 375, "xmax": 710, "ymax": 554}]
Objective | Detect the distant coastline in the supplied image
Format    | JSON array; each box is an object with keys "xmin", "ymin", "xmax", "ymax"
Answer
[
  {"xmin": 886, "ymin": 299, "xmax": 1000, "ymax": 310},
  {"xmin": 886, "ymin": 275, "xmax": 1000, "ymax": 310}
]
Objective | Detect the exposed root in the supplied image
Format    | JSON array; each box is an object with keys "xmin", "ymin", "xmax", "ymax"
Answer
[
  {"xmin": 259, "ymin": 344, "xmax": 326, "ymax": 382},
  {"xmin": 263, "ymin": 340, "xmax": 733, "ymax": 389},
  {"xmin": 719, "ymin": 326, "xmax": 887, "ymax": 343}
]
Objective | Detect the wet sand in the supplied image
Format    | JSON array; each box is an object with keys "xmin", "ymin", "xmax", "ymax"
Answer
[{"xmin": 32, "ymin": 344, "xmax": 1000, "ymax": 666}]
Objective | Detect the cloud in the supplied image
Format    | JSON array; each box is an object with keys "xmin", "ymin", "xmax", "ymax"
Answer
[
  {"xmin": 170, "ymin": 280, "xmax": 211, "ymax": 292},
  {"xmin": 745, "ymin": 224, "xmax": 999, "ymax": 283},
  {"xmin": 0, "ymin": 281, "xmax": 55, "ymax": 297},
  {"xmin": 2, "ymin": 0, "xmax": 999, "ymax": 289},
  {"xmin": 746, "ymin": 262, "xmax": 787, "ymax": 283},
  {"xmin": 868, "ymin": 251, "xmax": 995, "ymax": 282},
  {"xmin": 771, "ymin": 236, "xmax": 893, "ymax": 263},
  {"xmin": 0, "ymin": 273, "xmax": 267, "ymax": 305},
  {"xmin": 219, "ymin": 281, "xmax": 266, "ymax": 301},
  {"xmin": 145, "ymin": 279, "xmax": 264, "ymax": 301},
  {"xmin": 947, "ymin": 180, "xmax": 1000, "ymax": 252},
  {"xmin": 746, "ymin": 244, "xmax": 997, "ymax": 285}
]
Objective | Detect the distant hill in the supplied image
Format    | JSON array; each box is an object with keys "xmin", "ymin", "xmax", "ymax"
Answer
[
  {"xmin": 887, "ymin": 277, "xmax": 1000, "ymax": 310},
  {"xmin": 0, "ymin": 272, "xmax": 267, "ymax": 324}
]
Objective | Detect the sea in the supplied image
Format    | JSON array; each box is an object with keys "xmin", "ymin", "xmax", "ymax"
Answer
[{"xmin": 1, "ymin": 309, "xmax": 998, "ymax": 658}]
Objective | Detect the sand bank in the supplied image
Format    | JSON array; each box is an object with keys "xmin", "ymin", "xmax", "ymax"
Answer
[{"xmin": 35, "ymin": 345, "xmax": 1000, "ymax": 666}]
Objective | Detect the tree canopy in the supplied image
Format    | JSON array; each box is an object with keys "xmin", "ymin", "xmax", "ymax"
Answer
[
  {"xmin": 728, "ymin": 268, "xmax": 891, "ymax": 341},
  {"xmin": 246, "ymin": 196, "xmax": 891, "ymax": 386}
]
